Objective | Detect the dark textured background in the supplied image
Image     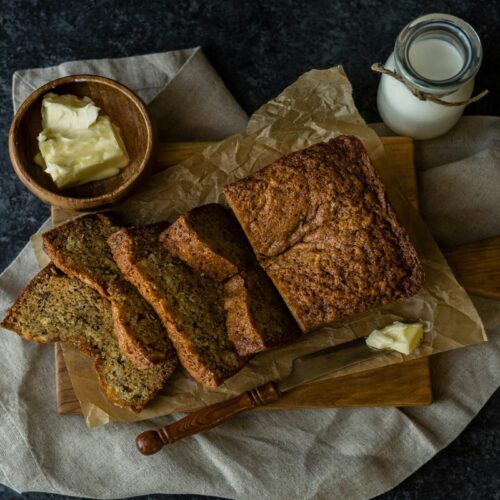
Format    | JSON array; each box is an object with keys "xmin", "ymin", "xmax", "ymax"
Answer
[{"xmin": 0, "ymin": 0, "xmax": 498, "ymax": 498}]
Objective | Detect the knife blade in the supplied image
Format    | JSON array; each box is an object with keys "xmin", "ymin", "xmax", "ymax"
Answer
[
  {"xmin": 136, "ymin": 336, "xmax": 386, "ymax": 454},
  {"xmin": 278, "ymin": 336, "xmax": 384, "ymax": 392}
]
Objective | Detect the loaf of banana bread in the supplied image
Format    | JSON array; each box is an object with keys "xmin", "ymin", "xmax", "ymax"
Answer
[
  {"xmin": 1, "ymin": 265, "xmax": 178, "ymax": 412},
  {"xmin": 224, "ymin": 135, "xmax": 424, "ymax": 332},
  {"xmin": 108, "ymin": 224, "xmax": 246, "ymax": 387},
  {"xmin": 42, "ymin": 213, "xmax": 173, "ymax": 370}
]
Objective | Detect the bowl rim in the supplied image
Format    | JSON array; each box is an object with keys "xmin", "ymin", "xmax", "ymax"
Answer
[{"xmin": 8, "ymin": 74, "xmax": 154, "ymax": 208}]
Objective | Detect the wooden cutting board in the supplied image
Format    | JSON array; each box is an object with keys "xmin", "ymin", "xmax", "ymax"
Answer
[{"xmin": 53, "ymin": 136, "xmax": 435, "ymax": 415}]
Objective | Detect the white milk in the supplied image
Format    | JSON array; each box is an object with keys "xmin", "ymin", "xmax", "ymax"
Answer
[
  {"xmin": 376, "ymin": 14, "xmax": 482, "ymax": 140},
  {"xmin": 408, "ymin": 38, "xmax": 464, "ymax": 80},
  {"xmin": 377, "ymin": 51, "xmax": 473, "ymax": 140}
]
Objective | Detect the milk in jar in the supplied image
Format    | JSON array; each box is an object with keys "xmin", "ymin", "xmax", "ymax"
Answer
[{"xmin": 377, "ymin": 14, "xmax": 483, "ymax": 140}]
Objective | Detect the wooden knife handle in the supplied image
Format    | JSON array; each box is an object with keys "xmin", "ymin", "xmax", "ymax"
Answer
[{"xmin": 136, "ymin": 381, "xmax": 281, "ymax": 454}]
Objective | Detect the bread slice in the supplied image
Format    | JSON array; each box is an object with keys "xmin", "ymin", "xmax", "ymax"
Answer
[
  {"xmin": 224, "ymin": 135, "xmax": 424, "ymax": 332},
  {"xmin": 160, "ymin": 204, "xmax": 252, "ymax": 281},
  {"xmin": 224, "ymin": 266, "xmax": 302, "ymax": 356},
  {"xmin": 42, "ymin": 213, "xmax": 121, "ymax": 296},
  {"xmin": 1, "ymin": 265, "xmax": 178, "ymax": 412},
  {"xmin": 108, "ymin": 224, "xmax": 246, "ymax": 387},
  {"xmin": 42, "ymin": 213, "xmax": 173, "ymax": 370},
  {"xmin": 160, "ymin": 203, "xmax": 302, "ymax": 356}
]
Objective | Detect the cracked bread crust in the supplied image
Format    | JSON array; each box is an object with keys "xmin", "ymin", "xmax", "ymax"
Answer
[
  {"xmin": 42, "ymin": 213, "xmax": 174, "ymax": 370},
  {"xmin": 224, "ymin": 267, "xmax": 302, "ymax": 356},
  {"xmin": 108, "ymin": 224, "xmax": 246, "ymax": 387},
  {"xmin": 1, "ymin": 265, "xmax": 178, "ymax": 412},
  {"xmin": 160, "ymin": 204, "xmax": 253, "ymax": 281},
  {"xmin": 224, "ymin": 135, "xmax": 424, "ymax": 332}
]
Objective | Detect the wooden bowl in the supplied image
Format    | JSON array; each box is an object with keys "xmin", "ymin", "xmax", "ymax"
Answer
[{"xmin": 9, "ymin": 75, "xmax": 154, "ymax": 210}]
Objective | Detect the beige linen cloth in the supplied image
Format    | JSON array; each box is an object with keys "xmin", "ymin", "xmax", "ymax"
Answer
[{"xmin": 0, "ymin": 47, "xmax": 498, "ymax": 499}]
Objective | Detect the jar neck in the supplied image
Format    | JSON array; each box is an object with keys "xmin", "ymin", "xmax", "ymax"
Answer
[{"xmin": 394, "ymin": 14, "xmax": 482, "ymax": 95}]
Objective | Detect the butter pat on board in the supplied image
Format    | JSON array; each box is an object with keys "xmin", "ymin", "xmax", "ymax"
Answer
[
  {"xmin": 35, "ymin": 93, "xmax": 129, "ymax": 189},
  {"xmin": 365, "ymin": 321, "xmax": 424, "ymax": 355}
]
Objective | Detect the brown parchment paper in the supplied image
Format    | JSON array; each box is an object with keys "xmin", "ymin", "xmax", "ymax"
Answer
[{"xmin": 59, "ymin": 66, "xmax": 486, "ymax": 427}]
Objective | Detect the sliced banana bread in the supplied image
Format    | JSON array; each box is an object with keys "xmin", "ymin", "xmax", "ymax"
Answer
[
  {"xmin": 42, "ymin": 213, "xmax": 121, "ymax": 295},
  {"xmin": 1, "ymin": 265, "xmax": 178, "ymax": 412},
  {"xmin": 160, "ymin": 204, "xmax": 253, "ymax": 281},
  {"xmin": 42, "ymin": 213, "xmax": 173, "ymax": 370},
  {"xmin": 224, "ymin": 135, "xmax": 424, "ymax": 332},
  {"xmin": 108, "ymin": 224, "xmax": 246, "ymax": 387},
  {"xmin": 224, "ymin": 266, "xmax": 302, "ymax": 356},
  {"xmin": 160, "ymin": 203, "xmax": 301, "ymax": 356}
]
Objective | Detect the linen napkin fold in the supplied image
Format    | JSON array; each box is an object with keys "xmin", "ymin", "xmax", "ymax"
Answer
[
  {"xmin": 13, "ymin": 47, "xmax": 248, "ymax": 141},
  {"xmin": 372, "ymin": 118, "xmax": 500, "ymax": 246},
  {"xmin": 0, "ymin": 49, "xmax": 498, "ymax": 500}
]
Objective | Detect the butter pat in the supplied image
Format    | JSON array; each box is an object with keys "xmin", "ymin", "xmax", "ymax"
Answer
[
  {"xmin": 366, "ymin": 321, "xmax": 424, "ymax": 355},
  {"xmin": 41, "ymin": 93, "xmax": 99, "ymax": 131},
  {"xmin": 35, "ymin": 93, "xmax": 129, "ymax": 189}
]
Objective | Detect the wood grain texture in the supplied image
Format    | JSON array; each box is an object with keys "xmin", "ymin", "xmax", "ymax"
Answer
[
  {"xmin": 382, "ymin": 136, "xmax": 418, "ymax": 210},
  {"xmin": 136, "ymin": 382, "xmax": 281, "ymax": 453},
  {"xmin": 156, "ymin": 141, "xmax": 213, "ymax": 169},
  {"xmin": 264, "ymin": 357, "xmax": 432, "ymax": 409},
  {"xmin": 54, "ymin": 344, "xmax": 83, "ymax": 415},
  {"xmin": 442, "ymin": 236, "xmax": 500, "ymax": 300},
  {"xmin": 10, "ymin": 74, "xmax": 154, "ymax": 210},
  {"xmin": 54, "ymin": 136, "xmax": 435, "ymax": 416}
]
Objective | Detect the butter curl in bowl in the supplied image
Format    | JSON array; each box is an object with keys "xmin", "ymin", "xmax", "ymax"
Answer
[{"xmin": 9, "ymin": 75, "xmax": 154, "ymax": 211}]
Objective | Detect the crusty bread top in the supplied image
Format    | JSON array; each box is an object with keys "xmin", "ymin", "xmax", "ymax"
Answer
[
  {"xmin": 1, "ymin": 265, "xmax": 177, "ymax": 412},
  {"xmin": 224, "ymin": 135, "xmax": 424, "ymax": 331},
  {"xmin": 160, "ymin": 204, "xmax": 253, "ymax": 281},
  {"xmin": 108, "ymin": 224, "xmax": 246, "ymax": 387}
]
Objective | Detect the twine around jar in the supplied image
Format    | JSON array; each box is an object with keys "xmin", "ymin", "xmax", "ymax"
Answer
[{"xmin": 371, "ymin": 63, "xmax": 489, "ymax": 107}]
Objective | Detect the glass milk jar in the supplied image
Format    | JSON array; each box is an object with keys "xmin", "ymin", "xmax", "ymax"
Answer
[{"xmin": 377, "ymin": 14, "xmax": 483, "ymax": 140}]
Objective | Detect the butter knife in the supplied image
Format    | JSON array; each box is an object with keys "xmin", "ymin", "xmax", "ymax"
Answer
[{"xmin": 136, "ymin": 337, "xmax": 385, "ymax": 454}]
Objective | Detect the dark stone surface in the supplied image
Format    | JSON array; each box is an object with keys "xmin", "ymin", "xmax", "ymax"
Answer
[{"xmin": 0, "ymin": 0, "xmax": 498, "ymax": 498}]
